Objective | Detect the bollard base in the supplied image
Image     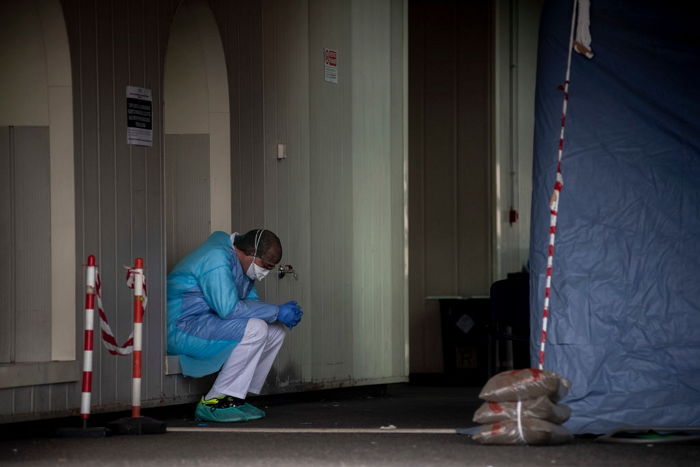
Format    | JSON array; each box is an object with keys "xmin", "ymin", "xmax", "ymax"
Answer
[
  {"xmin": 56, "ymin": 426, "xmax": 111, "ymax": 438},
  {"xmin": 107, "ymin": 416, "xmax": 167, "ymax": 435}
]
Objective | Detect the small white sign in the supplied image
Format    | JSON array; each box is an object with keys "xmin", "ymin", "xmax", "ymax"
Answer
[
  {"xmin": 324, "ymin": 48, "xmax": 338, "ymax": 84},
  {"xmin": 126, "ymin": 86, "xmax": 152, "ymax": 147}
]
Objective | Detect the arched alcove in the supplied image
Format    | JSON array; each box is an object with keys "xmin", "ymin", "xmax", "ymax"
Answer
[
  {"xmin": 0, "ymin": 0, "xmax": 75, "ymax": 367},
  {"xmin": 164, "ymin": 0, "xmax": 231, "ymax": 271}
]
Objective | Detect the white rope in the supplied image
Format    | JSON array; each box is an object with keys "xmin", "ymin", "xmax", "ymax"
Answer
[
  {"xmin": 516, "ymin": 400, "xmax": 525, "ymax": 443},
  {"xmin": 574, "ymin": 0, "xmax": 594, "ymax": 58},
  {"xmin": 168, "ymin": 427, "xmax": 458, "ymax": 434}
]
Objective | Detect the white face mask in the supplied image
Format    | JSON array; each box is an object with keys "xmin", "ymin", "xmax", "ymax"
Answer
[
  {"xmin": 247, "ymin": 261, "xmax": 270, "ymax": 281},
  {"xmin": 245, "ymin": 229, "xmax": 271, "ymax": 281}
]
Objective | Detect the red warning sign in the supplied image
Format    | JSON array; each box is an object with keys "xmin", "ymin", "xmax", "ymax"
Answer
[{"xmin": 324, "ymin": 48, "xmax": 338, "ymax": 84}]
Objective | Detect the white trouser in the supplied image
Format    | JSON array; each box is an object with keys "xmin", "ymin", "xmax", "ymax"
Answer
[{"xmin": 205, "ymin": 318, "xmax": 286, "ymax": 400}]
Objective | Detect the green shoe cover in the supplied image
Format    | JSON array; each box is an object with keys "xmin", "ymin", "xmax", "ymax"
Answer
[
  {"xmin": 194, "ymin": 399, "xmax": 248, "ymax": 423},
  {"xmin": 236, "ymin": 402, "xmax": 266, "ymax": 420}
]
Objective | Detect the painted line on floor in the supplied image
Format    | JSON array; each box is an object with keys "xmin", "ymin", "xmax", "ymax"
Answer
[{"xmin": 167, "ymin": 426, "xmax": 458, "ymax": 434}]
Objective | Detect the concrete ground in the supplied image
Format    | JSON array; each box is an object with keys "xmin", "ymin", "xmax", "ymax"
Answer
[{"xmin": 1, "ymin": 384, "xmax": 699, "ymax": 466}]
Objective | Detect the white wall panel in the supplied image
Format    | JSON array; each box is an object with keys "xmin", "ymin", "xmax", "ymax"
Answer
[
  {"xmin": 351, "ymin": 0, "xmax": 400, "ymax": 380},
  {"xmin": 307, "ymin": 0, "xmax": 356, "ymax": 383},
  {"xmin": 494, "ymin": 0, "xmax": 544, "ymax": 277},
  {"xmin": 254, "ymin": 0, "xmax": 408, "ymax": 388},
  {"xmin": 164, "ymin": 12, "xmax": 210, "ymax": 135},
  {"xmin": 391, "ymin": 0, "xmax": 410, "ymax": 380},
  {"xmin": 49, "ymin": 83, "xmax": 76, "ymax": 362},
  {"xmin": 0, "ymin": 2, "xmax": 49, "ymax": 126},
  {"xmin": 259, "ymin": 0, "xmax": 313, "ymax": 389},
  {"xmin": 44, "ymin": 0, "xmax": 76, "ymax": 362}
]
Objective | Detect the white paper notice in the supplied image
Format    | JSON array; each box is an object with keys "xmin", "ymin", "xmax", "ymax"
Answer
[
  {"xmin": 126, "ymin": 86, "xmax": 153, "ymax": 147},
  {"xmin": 324, "ymin": 48, "xmax": 338, "ymax": 84}
]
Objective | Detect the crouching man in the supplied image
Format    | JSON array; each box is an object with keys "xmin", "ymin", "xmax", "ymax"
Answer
[{"xmin": 167, "ymin": 229, "xmax": 303, "ymax": 422}]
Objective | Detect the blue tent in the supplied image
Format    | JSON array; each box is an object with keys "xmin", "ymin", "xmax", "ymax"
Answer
[{"xmin": 530, "ymin": 0, "xmax": 700, "ymax": 434}]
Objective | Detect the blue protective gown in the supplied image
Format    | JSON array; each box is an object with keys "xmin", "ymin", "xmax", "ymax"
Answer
[{"xmin": 167, "ymin": 231, "xmax": 279, "ymax": 377}]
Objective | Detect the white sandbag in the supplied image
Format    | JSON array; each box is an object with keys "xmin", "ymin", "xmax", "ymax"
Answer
[
  {"xmin": 473, "ymin": 396, "xmax": 571, "ymax": 424},
  {"xmin": 472, "ymin": 417, "xmax": 573, "ymax": 445},
  {"xmin": 478, "ymin": 369, "xmax": 572, "ymax": 402}
]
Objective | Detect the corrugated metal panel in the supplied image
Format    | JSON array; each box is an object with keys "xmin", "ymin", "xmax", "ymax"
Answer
[
  {"xmin": 13, "ymin": 387, "xmax": 32, "ymax": 416},
  {"xmin": 32, "ymin": 386, "xmax": 50, "ymax": 415},
  {"xmin": 0, "ymin": 382, "xmax": 71, "ymax": 422},
  {"xmin": 258, "ymin": 0, "xmax": 313, "ymax": 388},
  {"xmin": 0, "ymin": 127, "xmax": 51, "ymax": 362},
  {"xmin": 215, "ymin": 0, "xmax": 266, "ymax": 230},
  {"xmin": 0, "ymin": 127, "xmax": 12, "ymax": 363},
  {"xmin": 351, "ymin": 0, "xmax": 394, "ymax": 380},
  {"xmin": 390, "ymin": 0, "xmax": 409, "ymax": 379},
  {"xmin": 48, "ymin": 384, "xmax": 70, "ymax": 414},
  {"xmin": 307, "ymin": 0, "xmax": 356, "ymax": 382},
  {"xmin": 0, "ymin": 389, "xmax": 13, "ymax": 416},
  {"xmin": 62, "ymin": 0, "xmax": 176, "ymax": 412},
  {"xmin": 12, "ymin": 126, "xmax": 52, "ymax": 363},
  {"xmin": 165, "ymin": 134, "xmax": 211, "ymax": 271}
]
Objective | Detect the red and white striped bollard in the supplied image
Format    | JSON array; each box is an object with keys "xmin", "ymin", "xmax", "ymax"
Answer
[
  {"xmin": 80, "ymin": 255, "xmax": 97, "ymax": 428},
  {"xmin": 131, "ymin": 258, "xmax": 145, "ymax": 418}
]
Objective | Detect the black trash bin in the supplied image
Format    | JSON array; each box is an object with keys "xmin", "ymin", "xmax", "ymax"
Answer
[
  {"xmin": 489, "ymin": 272, "xmax": 530, "ymax": 373},
  {"xmin": 437, "ymin": 297, "xmax": 490, "ymax": 386}
]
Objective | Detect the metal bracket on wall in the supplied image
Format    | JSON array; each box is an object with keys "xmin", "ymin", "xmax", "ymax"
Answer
[{"xmin": 278, "ymin": 264, "xmax": 297, "ymax": 280}]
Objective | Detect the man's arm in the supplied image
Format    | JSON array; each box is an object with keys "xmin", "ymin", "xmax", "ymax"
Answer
[{"xmin": 199, "ymin": 265, "xmax": 279, "ymax": 322}]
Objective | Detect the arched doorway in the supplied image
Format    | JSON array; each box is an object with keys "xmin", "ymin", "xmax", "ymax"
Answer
[
  {"xmin": 164, "ymin": 0, "xmax": 231, "ymax": 270},
  {"xmin": 0, "ymin": 0, "xmax": 75, "ymax": 368}
]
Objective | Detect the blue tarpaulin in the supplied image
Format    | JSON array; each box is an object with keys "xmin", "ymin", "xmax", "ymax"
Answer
[{"xmin": 530, "ymin": 0, "xmax": 700, "ymax": 434}]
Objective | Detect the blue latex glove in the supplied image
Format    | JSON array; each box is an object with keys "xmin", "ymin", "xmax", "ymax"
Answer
[{"xmin": 278, "ymin": 301, "xmax": 303, "ymax": 328}]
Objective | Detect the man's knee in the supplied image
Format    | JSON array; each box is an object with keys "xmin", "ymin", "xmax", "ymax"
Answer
[
  {"xmin": 268, "ymin": 322, "xmax": 286, "ymax": 344},
  {"xmin": 244, "ymin": 318, "xmax": 269, "ymax": 343}
]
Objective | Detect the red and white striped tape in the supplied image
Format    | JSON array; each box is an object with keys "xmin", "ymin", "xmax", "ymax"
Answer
[
  {"xmin": 94, "ymin": 266, "xmax": 148, "ymax": 356},
  {"xmin": 538, "ymin": 0, "xmax": 593, "ymax": 370}
]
